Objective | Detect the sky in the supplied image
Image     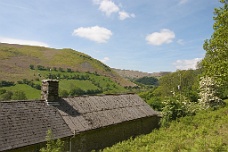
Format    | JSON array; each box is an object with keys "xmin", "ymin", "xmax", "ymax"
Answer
[{"xmin": 0, "ymin": 0, "xmax": 222, "ymax": 73}]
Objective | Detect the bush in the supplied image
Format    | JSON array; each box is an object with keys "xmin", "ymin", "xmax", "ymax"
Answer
[
  {"xmin": 69, "ymin": 87, "xmax": 85, "ymax": 96},
  {"xmin": 40, "ymin": 130, "xmax": 64, "ymax": 152},
  {"xmin": 147, "ymin": 97, "xmax": 164, "ymax": 111},
  {"xmin": 59, "ymin": 90, "xmax": 69, "ymax": 98},
  {"xmin": 0, "ymin": 91, "xmax": 13, "ymax": 101},
  {"xmin": 11, "ymin": 91, "xmax": 27, "ymax": 100},
  {"xmin": 0, "ymin": 80, "xmax": 15, "ymax": 87},
  {"xmin": 161, "ymin": 95, "xmax": 198, "ymax": 127},
  {"xmin": 29, "ymin": 64, "xmax": 35, "ymax": 70}
]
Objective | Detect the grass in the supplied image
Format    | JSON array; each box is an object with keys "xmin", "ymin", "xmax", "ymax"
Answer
[
  {"xmin": 1, "ymin": 84, "xmax": 40, "ymax": 100},
  {"xmin": 0, "ymin": 43, "xmax": 135, "ymax": 87},
  {"xmin": 0, "ymin": 69, "xmax": 128, "ymax": 100},
  {"xmin": 102, "ymin": 100, "xmax": 228, "ymax": 152},
  {"xmin": 59, "ymin": 80, "xmax": 98, "ymax": 91}
]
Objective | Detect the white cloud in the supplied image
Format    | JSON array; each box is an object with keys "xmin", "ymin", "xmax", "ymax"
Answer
[
  {"xmin": 146, "ymin": 29, "xmax": 175, "ymax": 46},
  {"xmin": 119, "ymin": 11, "xmax": 135, "ymax": 20},
  {"xmin": 177, "ymin": 39, "xmax": 185, "ymax": 45},
  {"xmin": 179, "ymin": 0, "xmax": 188, "ymax": 5},
  {"xmin": 0, "ymin": 37, "xmax": 49, "ymax": 47},
  {"xmin": 93, "ymin": 0, "xmax": 135, "ymax": 20},
  {"xmin": 173, "ymin": 58, "xmax": 202, "ymax": 70},
  {"xmin": 100, "ymin": 57, "xmax": 110, "ymax": 63},
  {"xmin": 94, "ymin": 0, "xmax": 119, "ymax": 16},
  {"xmin": 72, "ymin": 26, "xmax": 112, "ymax": 43}
]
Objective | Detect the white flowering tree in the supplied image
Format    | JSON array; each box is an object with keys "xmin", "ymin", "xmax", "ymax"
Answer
[{"xmin": 198, "ymin": 77, "xmax": 224, "ymax": 109}]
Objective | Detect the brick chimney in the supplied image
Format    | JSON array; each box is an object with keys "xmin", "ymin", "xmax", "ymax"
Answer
[{"xmin": 41, "ymin": 79, "xmax": 59, "ymax": 105}]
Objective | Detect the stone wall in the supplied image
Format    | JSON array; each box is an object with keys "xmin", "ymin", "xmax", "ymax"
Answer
[{"xmin": 70, "ymin": 116, "xmax": 160, "ymax": 152}]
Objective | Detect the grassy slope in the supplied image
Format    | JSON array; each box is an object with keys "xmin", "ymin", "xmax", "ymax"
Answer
[
  {"xmin": 102, "ymin": 100, "xmax": 228, "ymax": 152},
  {"xmin": 0, "ymin": 43, "xmax": 135, "ymax": 87},
  {"xmin": 0, "ymin": 70, "xmax": 128, "ymax": 100},
  {"xmin": 1, "ymin": 84, "xmax": 41, "ymax": 100}
]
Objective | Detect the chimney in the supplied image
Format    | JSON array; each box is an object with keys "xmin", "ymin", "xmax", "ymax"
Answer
[{"xmin": 41, "ymin": 79, "xmax": 59, "ymax": 105}]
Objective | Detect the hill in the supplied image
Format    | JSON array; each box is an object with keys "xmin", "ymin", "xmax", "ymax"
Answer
[
  {"xmin": 0, "ymin": 43, "xmax": 135, "ymax": 87},
  {"xmin": 112, "ymin": 68, "xmax": 170, "ymax": 79}
]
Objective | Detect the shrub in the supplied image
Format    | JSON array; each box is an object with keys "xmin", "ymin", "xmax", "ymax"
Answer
[
  {"xmin": 69, "ymin": 87, "xmax": 85, "ymax": 96},
  {"xmin": 147, "ymin": 97, "xmax": 164, "ymax": 111},
  {"xmin": 59, "ymin": 90, "xmax": 69, "ymax": 98},
  {"xmin": 0, "ymin": 91, "xmax": 13, "ymax": 101},
  {"xmin": 40, "ymin": 130, "xmax": 64, "ymax": 152},
  {"xmin": 29, "ymin": 64, "xmax": 35, "ymax": 70},
  {"xmin": 0, "ymin": 80, "xmax": 15, "ymax": 87},
  {"xmin": 11, "ymin": 91, "xmax": 27, "ymax": 100},
  {"xmin": 161, "ymin": 95, "xmax": 198, "ymax": 127}
]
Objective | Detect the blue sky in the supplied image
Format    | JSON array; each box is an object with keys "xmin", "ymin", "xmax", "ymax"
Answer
[{"xmin": 0, "ymin": 0, "xmax": 221, "ymax": 73}]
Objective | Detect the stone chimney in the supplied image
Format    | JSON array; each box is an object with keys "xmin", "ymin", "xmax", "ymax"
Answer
[{"xmin": 41, "ymin": 79, "xmax": 59, "ymax": 105}]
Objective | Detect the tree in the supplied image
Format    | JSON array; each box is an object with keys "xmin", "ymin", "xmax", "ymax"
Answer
[
  {"xmin": 198, "ymin": 77, "xmax": 225, "ymax": 109},
  {"xmin": 11, "ymin": 91, "xmax": 27, "ymax": 100},
  {"xmin": 202, "ymin": 0, "xmax": 228, "ymax": 85},
  {"xmin": 40, "ymin": 130, "xmax": 64, "ymax": 152},
  {"xmin": 135, "ymin": 76, "xmax": 158, "ymax": 86},
  {"xmin": 29, "ymin": 64, "xmax": 35, "ymax": 70},
  {"xmin": 0, "ymin": 90, "xmax": 13, "ymax": 101}
]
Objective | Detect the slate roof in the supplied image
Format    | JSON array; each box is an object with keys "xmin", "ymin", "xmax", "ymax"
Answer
[
  {"xmin": 0, "ymin": 101, "xmax": 73, "ymax": 152},
  {"xmin": 0, "ymin": 94, "xmax": 159, "ymax": 151},
  {"xmin": 56, "ymin": 94, "xmax": 158, "ymax": 133}
]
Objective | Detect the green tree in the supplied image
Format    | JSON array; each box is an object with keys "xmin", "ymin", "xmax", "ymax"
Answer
[
  {"xmin": 40, "ymin": 130, "xmax": 64, "ymax": 152},
  {"xmin": 0, "ymin": 90, "xmax": 13, "ymax": 101},
  {"xmin": 135, "ymin": 76, "xmax": 158, "ymax": 86},
  {"xmin": 202, "ymin": 0, "xmax": 228, "ymax": 85},
  {"xmin": 29, "ymin": 64, "xmax": 35, "ymax": 70},
  {"xmin": 11, "ymin": 91, "xmax": 27, "ymax": 100}
]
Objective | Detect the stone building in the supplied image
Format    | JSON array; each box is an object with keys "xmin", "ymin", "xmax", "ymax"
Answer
[{"xmin": 0, "ymin": 80, "xmax": 160, "ymax": 152}]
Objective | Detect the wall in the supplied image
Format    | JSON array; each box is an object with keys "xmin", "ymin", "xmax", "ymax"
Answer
[
  {"xmin": 3, "ymin": 138, "xmax": 70, "ymax": 152},
  {"xmin": 70, "ymin": 116, "xmax": 160, "ymax": 152}
]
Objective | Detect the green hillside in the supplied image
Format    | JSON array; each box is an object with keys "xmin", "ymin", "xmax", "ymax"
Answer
[
  {"xmin": 102, "ymin": 100, "xmax": 228, "ymax": 152},
  {"xmin": 0, "ymin": 43, "xmax": 135, "ymax": 87},
  {"xmin": 0, "ymin": 43, "xmax": 137, "ymax": 100}
]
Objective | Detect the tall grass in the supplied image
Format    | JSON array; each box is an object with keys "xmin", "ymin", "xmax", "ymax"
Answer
[{"xmin": 102, "ymin": 100, "xmax": 228, "ymax": 152}]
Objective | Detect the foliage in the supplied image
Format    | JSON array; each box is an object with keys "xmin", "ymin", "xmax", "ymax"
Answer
[
  {"xmin": 0, "ymin": 80, "xmax": 15, "ymax": 87},
  {"xmin": 40, "ymin": 130, "xmax": 65, "ymax": 152},
  {"xmin": 0, "ymin": 84, "xmax": 41, "ymax": 100},
  {"xmin": 154, "ymin": 70, "xmax": 200, "ymax": 102},
  {"xmin": 161, "ymin": 95, "xmax": 199, "ymax": 127},
  {"xmin": 0, "ymin": 89, "xmax": 13, "ymax": 101},
  {"xmin": 0, "ymin": 68, "xmax": 128, "ymax": 100},
  {"xmin": 0, "ymin": 89, "xmax": 27, "ymax": 100},
  {"xmin": 202, "ymin": 0, "xmax": 228, "ymax": 86},
  {"xmin": 198, "ymin": 76, "xmax": 225, "ymax": 109},
  {"xmin": 29, "ymin": 64, "xmax": 35, "ymax": 70},
  {"xmin": 134, "ymin": 76, "xmax": 158, "ymax": 86},
  {"xmin": 11, "ymin": 90, "xmax": 27, "ymax": 100},
  {"xmin": 102, "ymin": 100, "xmax": 228, "ymax": 152},
  {"xmin": 147, "ymin": 97, "xmax": 164, "ymax": 111}
]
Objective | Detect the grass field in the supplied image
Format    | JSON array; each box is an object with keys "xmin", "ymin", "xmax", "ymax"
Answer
[
  {"xmin": 102, "ymin": 100, "xmax": 228, "ymax": 152},
  {"xmin": 0, "ymin": 69, "xmax": 128, "ymax": 100},
  {"xmin": 1, "ymin": 84, "xmax": 40, "ymax": 100}
]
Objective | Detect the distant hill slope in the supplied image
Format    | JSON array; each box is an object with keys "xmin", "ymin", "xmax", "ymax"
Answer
[
  {"xmin": 0, "ymin": 43, "xmax": 135, "ymax": 87},
  {"xmin": 112, "ymin": 68, "xmax": 171, "ymax": 79}
]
